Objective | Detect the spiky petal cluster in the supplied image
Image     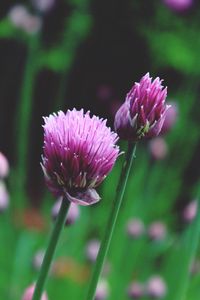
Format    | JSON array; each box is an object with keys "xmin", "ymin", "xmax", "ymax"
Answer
[
  {"xmin": 114, "ymin": 73, "xmax": 169, "ymax": 141},
  {"xmin": 42, "ymin": 109, "xmax": 119, "ymax": 206}
]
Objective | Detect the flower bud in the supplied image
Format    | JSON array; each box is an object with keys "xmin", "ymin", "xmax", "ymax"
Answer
[
  {"xmin": 22, "ymin": 284, "xmax": 48, "ymax": 300},
  {"xmin": 114, "ymin": 73, "xmax": 169, "ymax": 141}
]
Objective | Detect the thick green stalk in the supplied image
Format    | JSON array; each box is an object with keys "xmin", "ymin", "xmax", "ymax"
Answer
[
  {"xmin": 32, "ymin": 198, "xmax": 70, "ymax": 300},
  {"xmin": 85, "ymin": 142, "xmax": 137, "ymax": 300}
]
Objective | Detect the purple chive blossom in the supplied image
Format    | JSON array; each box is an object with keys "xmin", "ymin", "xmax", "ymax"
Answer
[
  {"xmin": 114, "ymin": 73, "xmax": 169, "ymax": 141},
  {"xmin": 41, "ymin": 109, "xmax": 119, "ymax": 206}
]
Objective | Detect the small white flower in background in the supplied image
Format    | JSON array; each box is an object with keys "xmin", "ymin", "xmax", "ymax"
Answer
[{"xmin": 8, "ymin": 4, "xmax": 42, "ymax": 34}]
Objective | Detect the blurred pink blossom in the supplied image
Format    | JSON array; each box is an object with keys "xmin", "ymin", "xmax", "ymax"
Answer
[
  {"xmin": 126, "ymin": 218, "xmax": 145, "ymax": 238},
  {"xmin": 95, "ymin": 279, "xmax": 109, "ymax": 300},
  {"xmin": 146, "ymin": 276, "xmax": 167, "ymax": 298},
  {"xmin": 127, "ymin": 281, "xmax": 144, "ymax": 299},
  {"xmin": 22, "ymin": 284, "xmax": 48, "ymax": 300},
  {"xmin": 182, "ymin": 200, "xmax": 198, "ymax": 223},
  {"xmin": 0, "ymin": 152, "xmax": 9, "ymax": 178},
  {"xmin": 148, "ymin": 222, "xmax": 167, "ymax": 241},
  {"xmin": 0, "ymin": 181, "xmax": 9, "ymax": 212},
  {"xmin": 149, "ymin": 137, "xmax": 168, "ymax": 160},
  {"xmin": 52, "ymin": 198, "xmax": 80, "ymax": 225},
  {"xmin": 163, "ymin": 0, "xmax": 193, "ymax": 12}
]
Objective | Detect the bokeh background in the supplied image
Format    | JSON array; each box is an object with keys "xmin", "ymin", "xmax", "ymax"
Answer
[{"xmin": 0, "ymin": 0, "xmax": 200, "ymax": 299}]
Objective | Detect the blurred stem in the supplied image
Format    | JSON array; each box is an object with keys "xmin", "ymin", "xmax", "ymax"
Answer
[
  {"xmin": 174, "ymin": 199, "xmax": 200, "ymax": 300},
  {"xmin": 15, "ymin": 34, "xmax": 40, "ymax": 208},
  {"xmin": 85, "ymin": 142, "xmax": 137, "ymax": 300},
  {"xmin": 32, "ymin": 198, "xmax": 70, "ymax": 300}
]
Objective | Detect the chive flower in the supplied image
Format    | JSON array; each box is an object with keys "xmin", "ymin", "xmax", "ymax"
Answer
[
  {"xmin": 114, "ymin": 73, "xmax": 169, "ymax": 141},
  {"xmin": 41, "ymin": 109, "xmax": 119, "ymax": 206}
]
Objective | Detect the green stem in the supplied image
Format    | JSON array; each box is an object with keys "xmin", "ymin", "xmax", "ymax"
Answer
[
  {"xmin": 14, "ymin": 35, "xmax": 40, "ymax": 208},
  {"xmin": 85, "ymin": 142, "xmax": 137, "ymax": 300},
  {"xmin": 32, "ymin": 198, "xmax": 70, "ymax": 300}
]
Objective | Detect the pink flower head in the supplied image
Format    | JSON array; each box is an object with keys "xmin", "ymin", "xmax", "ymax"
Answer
[
  {"xmin": 42, "ymin": 109, "xmax": 119, "ymax": 206},
  {"xmin": 163, "ymin": 0, "xmax": 193, "ymax": 12},
  {"xmin": 22, "ymin": 284, "xmax": 48, "ymax": 300},
  {"xmin": 114, "ymin": 73, "xmax": 169, "ymax": 141}
]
